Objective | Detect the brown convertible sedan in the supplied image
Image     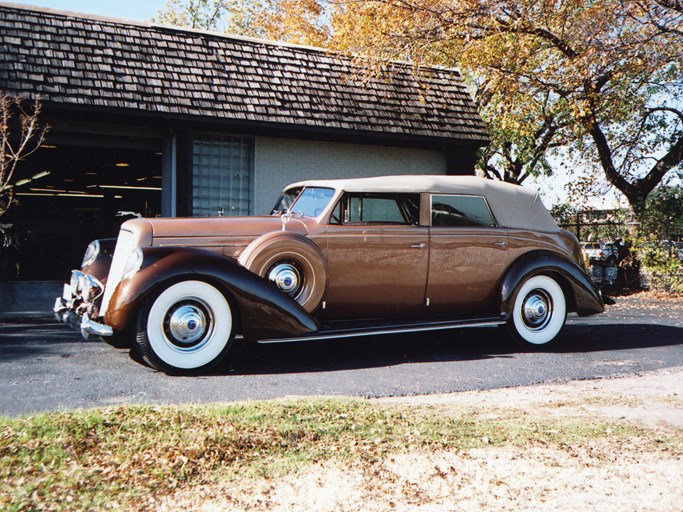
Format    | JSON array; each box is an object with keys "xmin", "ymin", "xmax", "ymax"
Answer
[{"xmin": 55, "ymin": 175, "xmax": 604, "ymax": 374}]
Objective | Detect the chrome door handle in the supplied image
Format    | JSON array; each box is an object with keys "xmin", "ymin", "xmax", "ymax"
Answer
[
  {"xmin": 493, "ymin": 240, "xmax": 507, "ymax": 247},
  {"xmin": 410, "ymin": 243, "xmax": 426, "ymax": 249}
]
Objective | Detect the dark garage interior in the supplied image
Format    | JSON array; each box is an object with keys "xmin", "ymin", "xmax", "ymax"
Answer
[{"xmin": 1, "ymin": 142, "xmax": 162, "ymax": 281}]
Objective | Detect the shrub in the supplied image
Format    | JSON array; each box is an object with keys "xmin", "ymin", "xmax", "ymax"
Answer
[{"xmin": 635, "ymin": 240, "xmax": 683, "ymax": 294}]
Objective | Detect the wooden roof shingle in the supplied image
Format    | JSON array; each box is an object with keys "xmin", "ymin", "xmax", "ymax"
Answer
[{"xmin": 0, "ymin": 3, "xmax": 490, "ymax": 144}]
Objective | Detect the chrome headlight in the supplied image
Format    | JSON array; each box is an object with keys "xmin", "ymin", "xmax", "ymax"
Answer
[
  {"xmin": 81, "ymin": 240, "xmax": 100, "ymax": 267},
  {"xmin": 69, "ymin": 270, "xmax": 104, "ymax": 301},
  {"xmin": 122, "ymin": 247, "xmax": 144, "ymax": 280}
]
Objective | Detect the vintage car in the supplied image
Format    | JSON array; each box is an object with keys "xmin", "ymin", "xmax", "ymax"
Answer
[
  {"xmin": 582, "ymin": 241, "xmax": 619, "ymax": 265},
  {"xmin": 54, "ymin": 175, "xmax": 605, "ymax": 374}
]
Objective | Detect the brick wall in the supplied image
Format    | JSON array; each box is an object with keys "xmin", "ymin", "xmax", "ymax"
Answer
[{"xmin": 253, "ymin": 137, "xmax": 446, "ymax": 214}]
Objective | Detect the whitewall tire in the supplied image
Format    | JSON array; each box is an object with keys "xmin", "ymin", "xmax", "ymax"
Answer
[
  {"xmin": 508, "ymin": 275, "xmax": 567, "ymax": 347},
  {"xmin": 135, "ymin": 280, "xmax": 234, "ymax": 374}
]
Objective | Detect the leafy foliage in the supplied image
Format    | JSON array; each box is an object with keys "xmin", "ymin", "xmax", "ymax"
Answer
[
  {"xmin": 633, "ymin": 184, "xmax": 683, "ymax": 292},
  {"xmin": 638, "ymin": 185, "xmax": 683, "ymax": 240},
  {"xmin": 326, "ymin": 0, "xmax": 683, "ymax": 213},
  {"xmin": 550, "ymin": 203, "xmax": 582, "ymax": 227},
  {"xmin": 155, "ymin": 0, "xmax": 233, "ymax": 31},
  {"xmin": 636, "ymin": 239, "xmax": 683, "ymax": 293},
  {"xmin": 155, "ymin": 0, "xmax": 330, "ymax": 45}
]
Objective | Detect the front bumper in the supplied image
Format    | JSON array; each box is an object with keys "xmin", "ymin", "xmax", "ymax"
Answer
[{"xmin": 54, "ymin": 282, "xmax": 113, "ymax": 339}]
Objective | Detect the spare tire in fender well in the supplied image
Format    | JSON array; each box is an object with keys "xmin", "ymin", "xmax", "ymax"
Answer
[{"xmin": 238, "ymin": 231, "xmax": 327, "ymax": 314}]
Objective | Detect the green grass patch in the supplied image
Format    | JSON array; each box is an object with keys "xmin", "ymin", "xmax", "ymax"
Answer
[{"xmin": 0, "ymin": 398, "xmax": 676, "ymax": 511}]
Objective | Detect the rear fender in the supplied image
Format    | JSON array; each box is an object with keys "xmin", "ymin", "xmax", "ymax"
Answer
[
  {"xmin": 501, "ymin": 251, "xmax": 604, "ymax": 317},
  {"xmin": 105, "ymin": 247, "xmax": 320, "ymax": 340}
]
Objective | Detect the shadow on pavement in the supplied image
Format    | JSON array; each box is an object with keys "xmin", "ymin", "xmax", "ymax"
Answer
[
  {"xmin": 209, "ymin": 322, "xmax": 683, "ymax": 376},
  {"xmin": 1, "ymin": 320, "xmax": 681, "ymax": 376}
]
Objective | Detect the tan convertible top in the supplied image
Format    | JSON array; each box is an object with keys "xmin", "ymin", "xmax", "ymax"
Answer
[{"xmin": 287, "ymin": 175, "xmax": 560, "ymax": 233}]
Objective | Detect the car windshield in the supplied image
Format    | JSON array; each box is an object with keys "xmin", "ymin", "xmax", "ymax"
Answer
[{"xmin": 271, "ymin": 187, "xmax": 335, "ymax": 217}]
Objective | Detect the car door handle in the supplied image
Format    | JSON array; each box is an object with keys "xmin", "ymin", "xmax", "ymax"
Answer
[
  {"xmin": 410, "ymin": 243, "xmax": 426, "ymax": 249},
  {"xmin": 493, "ymin": 240, "xmax": 507, "ymax": 247}
]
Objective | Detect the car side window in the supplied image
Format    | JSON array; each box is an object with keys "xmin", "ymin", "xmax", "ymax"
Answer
[
  {"xmin": 431, "ymin": 194, "xmax": 497, "ymax": 228},
  {"xmin": 331, "ymin": 193, "xmax": 420, "ymax": 225}
]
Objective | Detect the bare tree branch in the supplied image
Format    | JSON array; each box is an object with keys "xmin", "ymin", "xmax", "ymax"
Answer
[{"xmin": 0, "ymin": 94, "xmax": 49, "ymax": 217}]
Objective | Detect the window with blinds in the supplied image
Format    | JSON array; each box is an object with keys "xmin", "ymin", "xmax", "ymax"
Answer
[{"xmin": 191, "ymin": 135, "xmax": 253, "ymax": 217}]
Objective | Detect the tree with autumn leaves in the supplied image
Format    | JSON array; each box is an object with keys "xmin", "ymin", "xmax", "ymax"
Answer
[
  {"xmin": 155, "ymin": 0, "xmax": 330, "ymax": 46},
  {"xmin": 156, "ymin": 0, "xmax": 683, "ymax": 217}
]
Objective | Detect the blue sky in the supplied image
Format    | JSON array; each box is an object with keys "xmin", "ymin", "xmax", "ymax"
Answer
[{"xmin": 7, "ymin": 0, "xmax": 166, "ymax": 22}]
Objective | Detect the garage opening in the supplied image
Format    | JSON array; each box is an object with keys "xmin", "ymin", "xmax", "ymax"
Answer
[{"xmin": 1, "ymin": 142, "xmax": 162, "ymax": 281}]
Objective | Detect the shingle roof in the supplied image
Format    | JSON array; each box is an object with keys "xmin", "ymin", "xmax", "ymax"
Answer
[{"xmin": 0, "ymin": 3, "xmax": 489, "ymax": 144}]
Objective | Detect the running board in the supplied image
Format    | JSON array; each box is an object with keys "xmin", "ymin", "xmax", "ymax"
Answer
[{"xmin": 257, "ymin": 315, "xmax": 508, "ymax": 344}]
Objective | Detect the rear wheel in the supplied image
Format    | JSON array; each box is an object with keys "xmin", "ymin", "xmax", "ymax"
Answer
[
  {"xmin": 507, "ymin": 275, "xmax": 567, "ymax": 348},
  {"xmin": 135, "ymin": 280, "xmax": 234, "ymax": 374}
]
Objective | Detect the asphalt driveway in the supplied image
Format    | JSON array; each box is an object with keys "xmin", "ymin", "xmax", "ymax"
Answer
[{"xmin": 1, "ymin": 295, "xmax": 682, "ymax": 416}]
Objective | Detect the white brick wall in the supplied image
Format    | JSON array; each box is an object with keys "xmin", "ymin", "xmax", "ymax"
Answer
[{"xmin": 253, "ymin": 137, "xmax": 447, "ymax": 214}]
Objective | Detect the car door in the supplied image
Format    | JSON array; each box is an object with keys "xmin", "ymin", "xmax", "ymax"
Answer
[
  {"xmin": 426, "ymin": 194, "xmax": 508, "ymax": 314},
  {"xmin": 322, "ymin": 192, "xmax": 429, "ymax": 320}
]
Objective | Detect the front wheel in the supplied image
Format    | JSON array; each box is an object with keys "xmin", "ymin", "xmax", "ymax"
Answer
[
  {"xmin": 135, "ymin": 280, "xmax": 234, "ymax": 374},
  {"xmin": 507, "ymin": 275, "xmax": 567, "ymax": 348}
]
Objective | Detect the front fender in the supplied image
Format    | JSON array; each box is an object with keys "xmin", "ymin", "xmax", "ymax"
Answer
[
  {"xmin": 81, "ymin": 238, "xmax": 117, "ymax": 284},
  {"xmin": 501, "ymin": 251, "xmax": 604, "ymax": 317},
  {"xmin": 105, "ymin": 247, "xmax": 320, "ymax": 340}
]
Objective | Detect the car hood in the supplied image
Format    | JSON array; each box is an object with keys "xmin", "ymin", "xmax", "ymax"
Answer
[
  {"xmin": 119, "ymin": 216, "xmax": 309, "ymax": 258},
  {"xmin": 142, "ymin": 216, "xmax": 308, "ymax": 239}
]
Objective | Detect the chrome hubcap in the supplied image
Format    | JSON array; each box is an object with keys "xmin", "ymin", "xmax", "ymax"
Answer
[
  {"xmin": 522, "ymin": 290, "xmax": 552, "ymax": 331},
  {"xmin": 268, "ymin": 262, "xmax": 302, "ymax": 296},
  {"xmin": 164, "ymin": 301, "xmax": 212, "ymax": 348}
]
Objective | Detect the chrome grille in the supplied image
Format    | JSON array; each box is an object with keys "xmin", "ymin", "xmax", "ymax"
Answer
[{"xmin": 100, "ymin": 228, "xmax": 136, "ymax": 316}]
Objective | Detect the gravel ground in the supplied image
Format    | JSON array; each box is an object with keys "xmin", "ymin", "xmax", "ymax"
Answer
[{"xmin": 162, "ymin": 366, "xmax": 683, "ymax": 511}]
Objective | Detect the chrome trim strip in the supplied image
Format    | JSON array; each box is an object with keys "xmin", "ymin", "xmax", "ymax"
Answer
[{"xmin": 257, "ymin": 319, "xmax": 506, "ymax": 344}]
